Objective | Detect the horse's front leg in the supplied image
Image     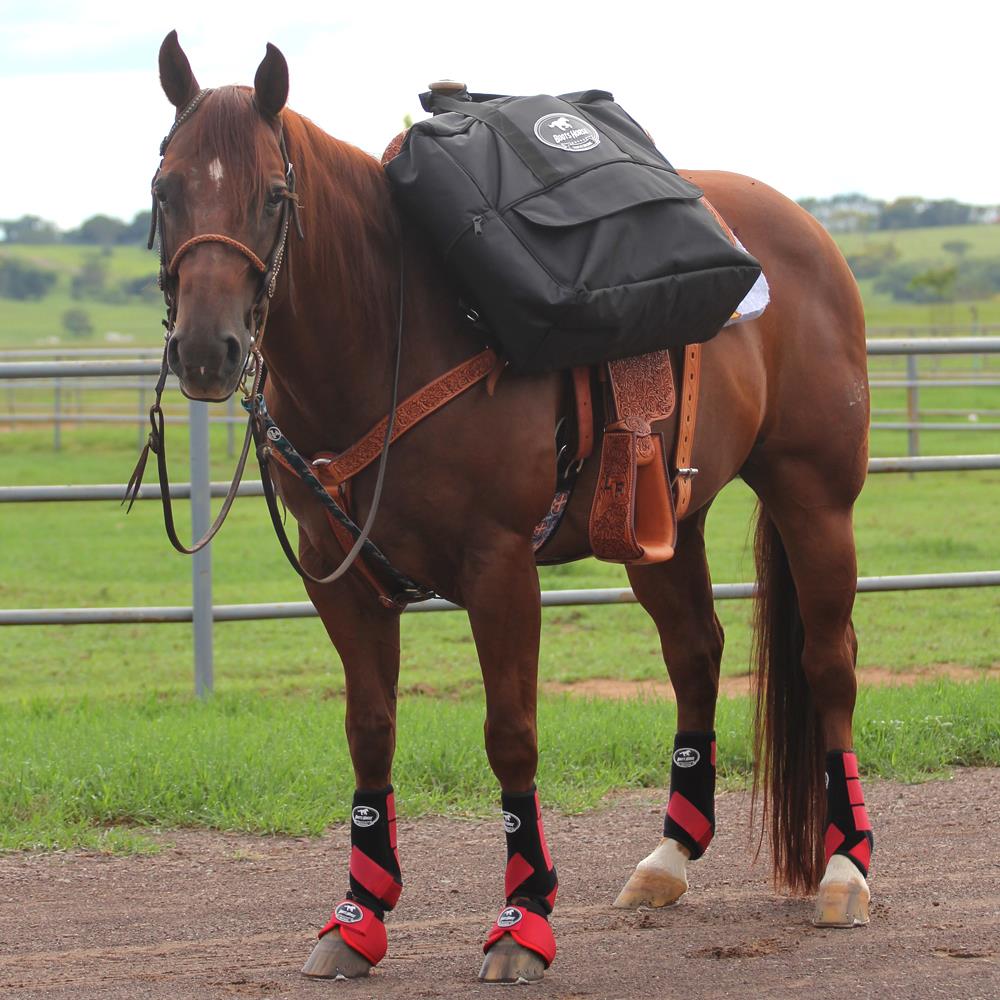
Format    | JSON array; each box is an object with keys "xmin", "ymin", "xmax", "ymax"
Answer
[
  {"xmin": 298, "ymin": 550, "xmax": 403, "ymax": 981},
  {"xmin": 462, "ymin": 534, "xmax": 557, "ymax": 984}
]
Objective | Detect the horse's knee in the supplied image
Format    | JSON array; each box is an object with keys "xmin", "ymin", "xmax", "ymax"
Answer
[{"xmin": 484, "ymin": 717, "xmax": 538, "ymax": 787}]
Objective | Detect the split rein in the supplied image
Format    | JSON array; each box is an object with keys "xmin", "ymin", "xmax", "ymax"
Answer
[{"xmin": 125, "ymin": 89, "xmax": 410, "ymax": 592}]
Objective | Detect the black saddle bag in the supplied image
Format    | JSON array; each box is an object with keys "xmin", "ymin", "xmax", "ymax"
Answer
[{"xmin": 385, "ymin": 90, "xmax": 762, "ymax": 373}]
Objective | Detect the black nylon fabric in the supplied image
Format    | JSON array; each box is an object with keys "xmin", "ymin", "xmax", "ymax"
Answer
[
  {"xmin": 347, "ymin": 786, "xmax": 402, "ymax": 920},
  {"xmin": 825, "ymin": 751, "xmax": 874, "ymax": 877},
  {"xmin": 385, "ymin": 90, "xmax": 762, "ymax": 372},
  {"xmin": 663, "ymin": 730, "xmax": 716, "ymax": 861},
  {"xmin": 501, "ymin": 788, "xmax": 558, "ymax": 914}
]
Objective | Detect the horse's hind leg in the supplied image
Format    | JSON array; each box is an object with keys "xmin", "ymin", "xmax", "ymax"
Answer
[
  {"xmin": 298, "ymin": 555, "xmax": 404, "ymax": 980},
  {"xmin": 615, "ymin": 508, "xmax": 725, "ymax": 909},
  {"xmin": 748, "ymin": 464, "xmax": 872, "ymax": 928}
]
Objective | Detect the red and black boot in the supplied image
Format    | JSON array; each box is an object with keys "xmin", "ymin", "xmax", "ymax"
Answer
[
  {"xmin": 303, "ymin": 787, "xmax": 402, "ymax": 979},
  {"xmin": 480, "ymin": 787, "xmax": 557, "ymax": 983},
  {"xmin": 814, "ymin": 750, "xmax": 873, "ymax": 927}
]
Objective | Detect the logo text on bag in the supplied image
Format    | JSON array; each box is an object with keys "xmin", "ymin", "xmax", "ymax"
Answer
[{"xmin": 533, "ymin": 113, "xmax": 601, "ymax": 153}]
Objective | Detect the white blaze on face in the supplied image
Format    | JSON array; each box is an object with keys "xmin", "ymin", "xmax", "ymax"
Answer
[{"xmin": 208, "ymin": 158, "xmax": 224, "ymax": 187}]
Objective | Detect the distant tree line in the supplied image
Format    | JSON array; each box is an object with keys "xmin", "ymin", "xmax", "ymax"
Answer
[
  {"xmin": 0, "ymin": 211, "xmax": 152, "ymax": 246},
  {"xmin": 843, "ymin": 238, "xmax": 1000, "ymax": 303},
  {"xmin": 0, "ymin": 211, "xmax": 159, "ymax": 322},
  {"xmin": 798, "ymin": 194, "xmax": 999, "ymax": 233}
]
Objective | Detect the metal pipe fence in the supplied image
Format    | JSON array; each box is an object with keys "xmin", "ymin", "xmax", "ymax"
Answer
[{"xmin": 1, "ymin": 335, "xmax": 999, "ymax": 697}]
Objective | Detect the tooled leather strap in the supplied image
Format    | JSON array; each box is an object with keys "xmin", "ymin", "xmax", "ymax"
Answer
[
  {"xmin": 672, "ymin": 343, "xmax": 702, "ymax": 520},
  {"xmin": 168, "ymin": 233, "xmax": 268, "ymax": 276},
  {"xmin": 312, "ymin": 348, "xmax": 498, "ymax": 487}
]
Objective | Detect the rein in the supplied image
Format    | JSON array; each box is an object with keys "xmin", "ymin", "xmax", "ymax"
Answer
[{"xmin": 126, "ymin": 89, "xmax": 413, "ymax": 597}]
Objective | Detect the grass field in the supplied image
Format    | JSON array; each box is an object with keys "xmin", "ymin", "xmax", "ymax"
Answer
[
  {"xmin": 3, "ymin": 680, "xmax": 998, "ymax": 852},
  {"xmin": 1, "ymin": 227, "xmax": 999, "ymax": 854}
]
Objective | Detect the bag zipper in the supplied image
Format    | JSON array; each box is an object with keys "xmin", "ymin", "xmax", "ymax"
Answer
[{"xmin": 473, "ymin": 215, "xmax": 485, "ymax": 236}]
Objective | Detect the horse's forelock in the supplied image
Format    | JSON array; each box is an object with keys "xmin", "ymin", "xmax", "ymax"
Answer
[{"xmin": 187, "ymin": 87, "xmax": 277, "ymax": 224}]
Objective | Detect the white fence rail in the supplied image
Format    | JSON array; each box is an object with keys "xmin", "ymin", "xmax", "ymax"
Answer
[{"xmin": 2, "ymin": 336, "xmax": 999, "ymax": 697}]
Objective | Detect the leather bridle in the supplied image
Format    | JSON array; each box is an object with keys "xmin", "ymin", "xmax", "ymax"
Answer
[
  {"xmin": 126, "ymin": 89, "xmax": 418, "ymax": 599},
  {"xmin": 126, "ymin": 87, "xmax": 303, "ymax": 554}
]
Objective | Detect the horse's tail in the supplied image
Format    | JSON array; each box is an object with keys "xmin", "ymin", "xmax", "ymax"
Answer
[{"xmin": 750, "ymin": 504, "xmax": 825, "ymax": 893}]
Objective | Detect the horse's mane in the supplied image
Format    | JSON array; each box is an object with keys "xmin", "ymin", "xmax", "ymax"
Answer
[{"xmin": 192, "ymin": 87, "xmax": 399, "ymax": 338}]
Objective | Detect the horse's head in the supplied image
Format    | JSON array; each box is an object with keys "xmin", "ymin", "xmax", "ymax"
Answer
[{"xmin": 153, "ymin": 31, "xmax": 298, "ymax": 401}]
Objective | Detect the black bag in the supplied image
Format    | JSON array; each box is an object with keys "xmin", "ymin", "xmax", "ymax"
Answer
[{"xmin": 385, "ymin": 90, "xmax": 762, "ymax": 373}]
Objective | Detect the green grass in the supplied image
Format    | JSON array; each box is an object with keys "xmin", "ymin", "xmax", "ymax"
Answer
[
  {"xmin": 0, "ymin": 243, "xmax": 162, "ymax": 349},
  {"xmin": 2, "ymin": 680, "xmax": 997, "ymax": 852},
  {"xmin": 834, "ymin": 224, "xmax": 1000, "ymax": 263},
  {"xmin": 1, "ymin": 231, "xmax": 998, "ymax": 855},
  {"xmin": 830, "ymin": 224, "xmax": 1000, "ymax": 328}
]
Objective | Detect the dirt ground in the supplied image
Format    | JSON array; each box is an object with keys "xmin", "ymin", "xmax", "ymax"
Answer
[
  {"xmin": 543, "ymin": 663, "xmax": 1000, "ymax": 701},
  {"xmin": 2, "ymin": 770, "xmax": 998, "ymax": 999}
]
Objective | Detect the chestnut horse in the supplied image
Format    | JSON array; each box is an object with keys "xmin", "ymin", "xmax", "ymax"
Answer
[{"xmin": 152, "ymin": 32, "xmax": 873, "ymax": 984}]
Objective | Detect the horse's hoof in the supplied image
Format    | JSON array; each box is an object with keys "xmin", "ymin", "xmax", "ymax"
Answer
[
  {"xmin": 613, "ymin": 837, "xmax": 689, "ymax": 908},
  {"xmin": 813, "ymin": 855, "xmax": 871, "ymax": 928},
  {"xmin": 301, "ymin": 929, "xmax": 373, "ymax": 979},
  {"xmin": 478, "ymin": 936, "xmax": 546, "ymax": 984}
]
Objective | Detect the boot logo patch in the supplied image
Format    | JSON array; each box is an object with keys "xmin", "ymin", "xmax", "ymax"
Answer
[
  {"xmin": 352, "ymin": 806, "xmax": 380, "ymax": 828},
  {"xmin": 673, "ymin": 747, "xmax": 700, "ymax": 768},
  {"xmin": 335, "ymin": 902, "xmax": 364, "ymax": 924},
  {"xmin": 497, "ymin": 906, "xmax": 524, "ymax": 928},
  {"xmin": 502, "ymin": 811, "xmax": 521, "ymax": 834}
]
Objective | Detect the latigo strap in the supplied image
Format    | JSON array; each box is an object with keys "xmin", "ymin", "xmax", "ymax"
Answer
[
  {"xmin": 347, "ymin": 786, "xmax": 403, "ymax": 917},
  {"xmin": 501, "ymin": 788, "xmax": 558, "ymax": 912},
  {"xmin": 664, "ymin": 730, "xmax": 717, "ymax": 860},
  {"xmin": 824, "ymin": 750, "xmax": 874, "ymax": 877}
]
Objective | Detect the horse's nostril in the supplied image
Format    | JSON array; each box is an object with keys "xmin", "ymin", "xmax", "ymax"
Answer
[
  {"xmin": 225, "ymin": 336, "xmax": 242, "ymax": 372},
  {"xmin": 166, "ymin": 335, "xmax": 181, "ymax": 374}
]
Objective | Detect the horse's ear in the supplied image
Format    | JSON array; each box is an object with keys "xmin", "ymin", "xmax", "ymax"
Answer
[
  {"xmin": 254, "ymin": 43, "xmax": 289, "ymax": 118},
  {"xmin": 159, "ymin": 30, "xmax": 200, "ymax": 110}
]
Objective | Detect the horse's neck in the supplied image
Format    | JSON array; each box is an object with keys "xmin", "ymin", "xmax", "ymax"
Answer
[{"xmin": 262, "ymin": 216, "xmax": 468, "ymax": 455}]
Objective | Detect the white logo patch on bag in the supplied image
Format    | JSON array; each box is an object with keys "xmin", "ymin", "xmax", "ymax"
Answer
[
  {"xmin": 352, "ymin": 806, "xmax": 380, "ymax": 828},
  {"xmin": 673, "ymin": 748, "xmax": 700, "ymax": 768},
  {"xmin": 533, "ymin": 113, "xmax": 601, "ymax": 153}
]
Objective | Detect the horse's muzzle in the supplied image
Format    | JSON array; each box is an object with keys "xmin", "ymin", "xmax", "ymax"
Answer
[{"xmin": 167, "ymin": 330, "xmax": 245, "ymax": 401}]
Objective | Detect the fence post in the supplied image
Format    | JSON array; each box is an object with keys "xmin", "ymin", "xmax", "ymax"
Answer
[
  {"xmin": 906, "ymin": 352, "xmax": 920, "ymax": 462},
  {"xmin": 190, "ymin": 399, "xmax": 214, "ymax": 698},
  {"xmin": 53, "ymin": 377, "xmax": 62, "ymax": 451}
]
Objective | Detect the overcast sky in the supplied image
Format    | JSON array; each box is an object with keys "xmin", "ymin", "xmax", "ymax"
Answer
[{"xmin": 1, "ymin": 0, "xmax": 995, "ymax": 229}]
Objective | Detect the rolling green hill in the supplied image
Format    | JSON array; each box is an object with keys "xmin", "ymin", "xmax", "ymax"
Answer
[{"xmin": 1, "ymin": 222, "xmax": 999, "ymax": 349}]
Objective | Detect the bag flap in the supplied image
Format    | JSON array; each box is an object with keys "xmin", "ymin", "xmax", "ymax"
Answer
[{"xmin": 509, "ymin": 163, "xmax": 702, "ymax": 227}]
